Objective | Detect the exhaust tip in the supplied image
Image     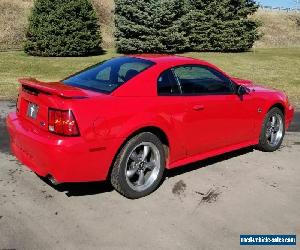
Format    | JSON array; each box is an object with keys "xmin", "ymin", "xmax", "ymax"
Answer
[{"xmin": 48, "ymin": 176, "xmax": 60, "ymax": 186}]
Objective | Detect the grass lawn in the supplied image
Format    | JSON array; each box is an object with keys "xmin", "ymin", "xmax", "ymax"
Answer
[{"xmin": 0, "ymin": 48, "xmax": 299, "ymax": 105}]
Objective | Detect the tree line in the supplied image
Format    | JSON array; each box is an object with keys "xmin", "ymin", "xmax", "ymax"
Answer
[{"xmin": 25, "ymin": 0, "xmax": 260, "ymax": 56}]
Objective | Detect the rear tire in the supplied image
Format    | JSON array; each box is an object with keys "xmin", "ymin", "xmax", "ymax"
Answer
[
  {"xmin": 257, "ymin": 107, "xmax": 285, "ymax": 152},
  {"xmin": 110, "ymin": 132, "xmax": 165, "ymax": 199}
]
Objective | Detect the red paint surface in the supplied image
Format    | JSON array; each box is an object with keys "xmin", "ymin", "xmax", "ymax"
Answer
[{"xmin": 6, "ymin": 55, "xmax": 294, "ymax": 183}]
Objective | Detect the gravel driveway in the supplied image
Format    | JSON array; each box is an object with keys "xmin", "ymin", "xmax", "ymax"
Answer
[{"xmin": 0, "ymin": 101, "xmax": 299, "ymax": 250}]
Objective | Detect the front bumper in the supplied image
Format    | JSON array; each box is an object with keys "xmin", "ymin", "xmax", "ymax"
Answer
[
  {"xmin": 6, "ymin": 112, "xmax": 120, "ymax": 183},
  {"xmin": 286, "ymin": 104, "xmax": 294, "ymax": 129}
]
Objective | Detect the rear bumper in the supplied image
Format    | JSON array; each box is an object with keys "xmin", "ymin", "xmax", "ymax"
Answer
[
  {"xmin": 286, "ymin": 104, "xmax": 294, "ymax": 129},
  {"xmin": 6, "ymin": 112, "xmax": 120, "ymax": 183}
]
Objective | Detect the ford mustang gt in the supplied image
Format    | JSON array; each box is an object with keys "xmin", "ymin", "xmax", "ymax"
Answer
[{"xmin": 7, "ymin": 55, "xmax": 294, "ymax": 198}]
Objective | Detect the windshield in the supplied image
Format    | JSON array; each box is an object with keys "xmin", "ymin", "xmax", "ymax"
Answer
[{"xmin": 63, "ymin": 57, "xmax": 155, "ymax": 94}]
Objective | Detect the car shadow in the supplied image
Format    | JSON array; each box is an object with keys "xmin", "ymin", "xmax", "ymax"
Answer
[
  {"xmin": 166, "ymin": 146, "xmax": 254, "ymax": 178},
  {"xmin": 39, "ymin": 146, "xmax": 254, "ymax": 197},
  {"xmin": 0, "ymin": 116, "xmax": 12, "ymax": 155},
  {"xmin": 58, "ymin": 181, "xmax": 114, "ymax": 197},
  {"xmin": 38, "ymin": 176, "xmax": 114, "ymax": 197}
]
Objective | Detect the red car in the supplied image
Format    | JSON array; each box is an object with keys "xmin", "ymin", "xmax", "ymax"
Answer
[{"xmin": 7, "ymin": 55, "xmax": 294, "ymax": 198}]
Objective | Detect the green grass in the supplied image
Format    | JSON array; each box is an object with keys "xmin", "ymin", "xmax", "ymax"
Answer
[{"xmin": 0, "ymin": 48, "xmax": 299, "ymax": 105}]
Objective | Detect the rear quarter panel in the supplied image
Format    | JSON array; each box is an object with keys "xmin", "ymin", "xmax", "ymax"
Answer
[{"xmin": 89, "ymin": 96, "xmax": 187, "ymax": 166}]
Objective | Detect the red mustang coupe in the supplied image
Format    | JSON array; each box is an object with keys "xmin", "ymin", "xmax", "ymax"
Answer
[{"xmin": 7, "ymin": 55, "xmax": 294, "ymax": 198}]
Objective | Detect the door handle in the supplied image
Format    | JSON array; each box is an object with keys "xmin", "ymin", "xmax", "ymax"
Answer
[{"xmin": 193, "ymin": 105, "xmax": 205, "ymax": 111}]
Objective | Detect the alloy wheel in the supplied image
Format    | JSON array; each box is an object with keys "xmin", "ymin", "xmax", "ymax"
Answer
[
  {"xmin": 265, "ymin": 113, "xmax": 284, "ymax": 147},
  {"xmin": 125, "ymin": 142, "xmax": 161, "ymax": 192}
]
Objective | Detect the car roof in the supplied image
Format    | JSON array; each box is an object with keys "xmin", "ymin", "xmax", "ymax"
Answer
[{"xmin": 128, "ymin": 54, "xmax": 207, "ymax": 65}]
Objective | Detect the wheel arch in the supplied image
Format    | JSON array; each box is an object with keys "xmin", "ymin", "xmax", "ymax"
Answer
[
  {"xmin": 268, "ymin": 102, "xmax": 285, "ymax": 116},
  {"xmin": 107, "ymin": 126, "xmax": 170, "ymax": 180},
  {"xmin": 126, "ymin": 126, "xmax": 169, "ymax": 147},
  {"xmin": 257, "ymin": 102, "xmax": 286, "ymax": 152}
]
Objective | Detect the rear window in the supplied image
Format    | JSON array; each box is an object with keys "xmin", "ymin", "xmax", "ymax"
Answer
[{"xmin": 63, "ymin": 57, "xmax": 155, "ymax": 94}]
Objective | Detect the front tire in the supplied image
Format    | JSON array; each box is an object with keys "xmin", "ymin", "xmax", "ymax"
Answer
[
  {"xmin": 257, "ymin": 107, "xmax": 285, "ymax": 152},
  {"xmin": 110, "ymin": 132, "xmax": 165, "ymax": 199}
]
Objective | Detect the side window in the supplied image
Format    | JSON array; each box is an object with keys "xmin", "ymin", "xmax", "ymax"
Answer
[
  {"xmin": 173, "ymin": 66, "xmax": 233, "ymax": 95},
  {"xmin": 158, "ymin": 69, "xmax": 181, "ymax": 95}
]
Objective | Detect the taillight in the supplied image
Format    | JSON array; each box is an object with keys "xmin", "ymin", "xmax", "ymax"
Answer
[{"xmin": 48, "ymin": 109, "xmax": 80, "ymax": 136}]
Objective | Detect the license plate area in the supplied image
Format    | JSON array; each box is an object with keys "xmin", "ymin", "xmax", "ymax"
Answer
[{"xmin": 27, "ymin": 102, "xmax": 39, "ymax": 119}]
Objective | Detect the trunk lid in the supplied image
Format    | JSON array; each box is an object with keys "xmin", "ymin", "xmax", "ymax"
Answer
[{"xmin": 17, "ymin": 78, "xmax": 91, "ymax": 132}]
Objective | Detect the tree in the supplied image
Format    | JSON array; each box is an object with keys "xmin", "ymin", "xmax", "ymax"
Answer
[
  {"xmin": 182, "ymin": 0, "xmax": 261, "ymax": 52},
  {"xmin": 25, "ymin": 0, "xmax": 102, "ymax": 56},
  {"xmin": 115, "ymin": 0, "xmax": 189, "ymax": 53}
]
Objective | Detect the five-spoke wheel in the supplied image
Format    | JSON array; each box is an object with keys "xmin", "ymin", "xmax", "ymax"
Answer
[
  {"xmin": 110, "ymin": 132, "xmax": 165, "ymax": 199},
  {"xmin": 125, "ymin": 142, "xmax": 161, "ymax": 192}
]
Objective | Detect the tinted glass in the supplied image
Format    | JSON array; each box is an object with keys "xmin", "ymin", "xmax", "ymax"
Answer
[
  {"xmin": 158, "ymin": 69, "xmax": 181, "ymax": 95},
  {"xmin": 173, "ymin": 66, "xmax": 233, "ymax": 95},
  {"xmin": 63, "ymin": 57, "xmax": 154, "ymax": 94}
]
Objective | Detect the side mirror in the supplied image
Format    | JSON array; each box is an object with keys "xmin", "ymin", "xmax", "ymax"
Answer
[{"xmin": 237, "ymin": 85, "xmax": 249, "ymax": 96}]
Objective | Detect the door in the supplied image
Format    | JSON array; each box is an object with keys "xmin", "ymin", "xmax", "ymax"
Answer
[
  {"xmin": 172, "ymin": 65, "xmax": 254, "ymax": 157},
  {"xmin": 156, "ymin": 68, "xmax": 189, "ymax": 162}
]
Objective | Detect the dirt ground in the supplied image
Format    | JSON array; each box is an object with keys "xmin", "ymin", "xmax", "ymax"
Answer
[{"xmin": 0, "ymin": 101, "xmax": 299, "ymax": 250}]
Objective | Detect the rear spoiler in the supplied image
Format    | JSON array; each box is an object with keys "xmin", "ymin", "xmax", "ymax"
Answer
[{"xmin": 19, "ymin": 78, "xmax": 88, "ymax": 98}]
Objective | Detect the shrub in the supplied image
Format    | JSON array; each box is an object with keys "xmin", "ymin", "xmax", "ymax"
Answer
[
  {"xmin": 115, "ymin": 0, "xmax": 189, "ymax": 54},
  {"xmin": 24, "ymin": 0, "xmax": 102, "ymax": 56},
  {"xmin": 115, "ymin": 0, "xmax": 260, "ymax": 53},
  {"xmin": 183, "ymin": 0, "xmax": 261, "ymax": 52}
]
